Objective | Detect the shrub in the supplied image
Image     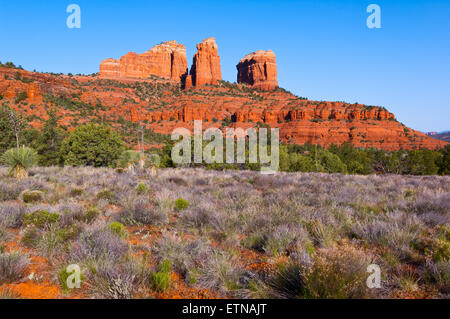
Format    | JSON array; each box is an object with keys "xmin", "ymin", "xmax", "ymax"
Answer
[
  {"xmin": 97, "ymin": 188, "xmax": 114, "ymax": 201},
  {"xmin": 24, "ymin": 210, "xmax": 60, "ymax": 229},
  {"xmin": 70, "ymin": 187, "xmax": 84, "ymax": 197},
  {"xmin": 1, "ymin": 146, "xmax": 38, "ymax": 179},
  {"xmin": 116, "ymin": 198, "xmax": 167, "ymax": 226},
  {"xmin": 0, "ymin": 252, "xmax": 29, "ymax": 283},
  {"xmin": 89, "ymin": 261, "xmax": 137, "ymax": 299},
  {"xmin": 150, "ymin": 259, "xmax": 172, "ymax": 292},
  {"xmin": 108, "ymin": 222, "xmax": 127, "ymax": 238},
  {"xmin": 72, "ymin": 227, "xmax": 128, "ymax": 262},
  {"xmin": 175, "ymin": 198, "xmax": 190, "ymax": 211},
  {"xmin": 60, "ymin": 124, "xmax": 126, "ymax": 167},
  {"xmin": 0, "ymin": 182, "xmax": 21, "ymax": 201},
  {"xmin": 22, "ymin": 190, "xmax": 43, "ymax": 203},
  {"xmin": 0, "ymin": 287, "xmax": 20, "ymax": 299},
  {"xmin": 21, "ymin": 227, "xmax": 41, "ymax": 248},
  {"xmin": 14, "ymin": 91, "xmax": 27, "ymax": 104},
  {"xmin": 136, "ymin": 182, "xmax": 148, "ymax": 195},
  {"xmin": 0, "ymin": 204, "xmax": 26, "ymax": 228},
  {"xmin": 84, "ymin": 207, "xmax": 99, "ymax": 224},
  {"xmin": 268, "ymin": 263, "xmax": 307, "ymax": 298},
  {"xmin": 303, "ymin": 246, "xmax": 373, "ymax": 299},
  {"xmin": 195, "ymin": 251, "xmax": 243, "ymax": 292}
]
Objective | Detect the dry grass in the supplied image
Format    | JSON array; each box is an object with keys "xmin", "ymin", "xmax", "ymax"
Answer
[{"xmin": 0, "ymin": 166, "xmax": 448, "ymax": 298}]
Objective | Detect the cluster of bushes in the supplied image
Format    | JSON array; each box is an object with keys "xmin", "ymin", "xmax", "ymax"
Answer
[{"xmin": 156, "ymin": 137, "xmax": 449, "ymax": 176}]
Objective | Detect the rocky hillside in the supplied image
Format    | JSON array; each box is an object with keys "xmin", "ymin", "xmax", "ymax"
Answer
[{"xmin": 0, "ymin": 37, "xmax": 447, "ymax": 151}]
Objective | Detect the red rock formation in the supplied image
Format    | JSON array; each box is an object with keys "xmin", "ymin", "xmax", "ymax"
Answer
[
  {"xmin": 1, "ymin": 63, "xmax": 446, "ymax": 152},
  {"xmin": 237, "ymin": 50, "xmax": 278, "ymax": 91},
  {"xmin": 184, "ymin": 75, "xmax": 193, "ymax": 89},
  {"xmin": 99, "ymin": 41, "xmax": 187, "ymax": 80},
  {"xmin": 190, "ymin": 38, "xmax": 222, "ymax": 86}
]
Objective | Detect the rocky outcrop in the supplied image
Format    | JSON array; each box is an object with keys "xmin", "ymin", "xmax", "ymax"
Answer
[
  {"xmin": 2, "ymin": 48, "xmax": 447, "ymax": 152},
  {"xmin": 99, "ymin": 41, "xmax": 187, "ymax": 80},
  {"xmin": 237, "ymin": 50, "xmax": 278, "ymax": 91},
  {"xmin": 190, "ymin": 38, "xmax": 222, "ymax": 86}
]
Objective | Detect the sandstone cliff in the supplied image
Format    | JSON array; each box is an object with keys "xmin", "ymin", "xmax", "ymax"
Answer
[
  {"xmin": 99, "ymin": 40, "xmax": 187, "ymax": 80},
  {"xmin": 237, "ymin": 50, "xmax": 278, "ymax": 91}
]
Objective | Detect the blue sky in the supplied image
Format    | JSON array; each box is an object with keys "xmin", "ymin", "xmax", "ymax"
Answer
[{"xmin": 0, "ymin": 0, "xmax": 449, "ymax": 132}]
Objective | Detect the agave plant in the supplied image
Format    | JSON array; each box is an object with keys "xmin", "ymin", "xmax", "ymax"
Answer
[{"xmin": 1, "ymin": 146, "xmax": 38, "ymax": 179}]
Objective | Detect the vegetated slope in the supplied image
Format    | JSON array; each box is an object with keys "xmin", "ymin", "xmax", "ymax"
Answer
[
  {"xmin": 0, "ymin": 66, "xmax": 446, "ymax": 151},
  {"xmin": 0, "ymin": 167, "xmax": 448, "ymax": 299}
]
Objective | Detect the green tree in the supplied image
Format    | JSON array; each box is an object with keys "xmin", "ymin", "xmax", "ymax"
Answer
[
  {"xmin": 35, "ymin": 109, "xmax": 67, "ymax": 166},
  {"xmin": 0, "ymin": 105, "xmax": 16, "ymax": 153},
  {"xmin": 406, "ymin": 150, "xmax": 440, "ymax": 175},
  {"xmin": 60, "ymin": 123, "xmax": 126, "ymax": 167},
  {"xmin": 438, "ymin": 145, "xmax": 450, "ymax": 175}
]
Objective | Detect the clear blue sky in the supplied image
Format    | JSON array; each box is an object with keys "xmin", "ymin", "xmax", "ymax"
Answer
[{"xmin": 1, "ymin": 0, "xmax": 449, "ymax": 132}]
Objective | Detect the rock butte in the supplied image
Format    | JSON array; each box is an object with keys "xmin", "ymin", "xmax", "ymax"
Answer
[
  {"xmin": 99, "ymin": 40, "xmax": 188, "ymax": 81},
  {"xmin": 1, "ymin": 37, "xmax": 447, "ymax": 151},
  {"xmin": 237, "ymin": 50, "xmax": 278, "ymax": 91},
  {"xmin": 189, "ymin": 37, "xmax": 222, "ymax": 87}
]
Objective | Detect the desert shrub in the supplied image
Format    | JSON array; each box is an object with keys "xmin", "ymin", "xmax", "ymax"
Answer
[
  {"xmin": 136, "ymin": 182, "xmax": 148, "ymax": 195},
  {"xmin": 424, "ymin": 260, "xmax": 450, "ymax": 293},
  {"xmin": 268, "ymin": 263, "xmax": 307, "ymax": 298},
  {"xmin": 195, "ymin": 250, "xmax": 243, "ymax": 293},
  {"xmin": 96, "ymin": 188, "xmax": 114, "ymax": 201},
  {"xmin": 60, "ymin": 123, "xmax": 126, "ymax": 167},
  {"xmin": 167, "ymin": 176, "xmax": 188, "ymax": 186},
  {"xmin": 244, "ymin": 225, "xmax": 310, "ymax": 257},
  {"xmin": 302, "ymin": 246, "xmax": 373, "ymax": 299},
  {"xmin": 0, "ymin": 287, "xmax": 20, "ymax": 299},
  {"xmin": 0, "ymin": 182, "xmax": 21, "ymax": 201},
  {"xmin": 89, "ymin": 261, "xmax": 137, "ymax": 299},
  {"xmin": 0, "ymin": 204, "xmax": 26, "ymax": 228},
  {"xmin": 22, "ymin": 190, "xmax": 43, "ymax": 203},
  {"xmin": 70, "ymin": 187, "xmax": 84, "ymax": 197},
  {"xmin": 72, "ymin": 227, "xmax": 128, "ymax": 262},
  {"xmin": 84, "ymin": 207, "xmax": 99, "ymax": 224},
  {"xmin": 59, "ymin": 204, "xmax": 85, "ymax": 228},
  {"xmin": 24, "ymin": 210, "xmax": 60, "ymax": 229},
  {"xmin": 152, "ymin": 233, "xmax": 212, "ymax": 280},
  {"xmin": 0, "ymin": 252, "xmax": 29, "ymax": 282},
  {"xmin": 175, "ymin": 198, "xmax": 190, "ymax": 211},
  {"xmin": 1, "ymin": 147, "xmax": 38, "ymax": 179},
  {"xmin": 150, "ymin": 259, "xmax": 172, "ymax": 292},
  {"xmin": 108, "ymin": 222, "xmax": 127, "ymax": 238},
  {"xmin": 15, "ymin": 91, "xmax": 27, "ymax": 104},
  {"xmin": 305, "ymin": 220, "xmax": 336, "ymax": 248},
  {"xmin": 37, "ymin": 225, "xmax": 74, "ymax": 257},
  {"xmin": 180, "ymin": 207, "xmax": 214, "ymax": 229},
  {"xmin": 116, "ymin": 198, "xmax": 167, "ymax": 226},
  {"xmin": 21, "ymin": 227, "xmax": 41, "ymax": 248}
]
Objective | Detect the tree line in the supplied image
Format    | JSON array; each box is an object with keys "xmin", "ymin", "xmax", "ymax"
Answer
[{"xmin": 1, "ymin": 104, "xmax": 449, "ymax": 176}]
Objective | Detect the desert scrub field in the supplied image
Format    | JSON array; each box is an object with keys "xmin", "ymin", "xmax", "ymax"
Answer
[{"xmin": 0, "ymin": 166, "xmax": 448, "ymax": 299}]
